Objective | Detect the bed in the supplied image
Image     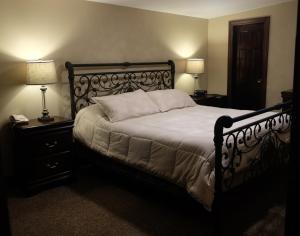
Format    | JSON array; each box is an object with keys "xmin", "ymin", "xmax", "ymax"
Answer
[{"xmin": 65, "ymin": 60, "xmax": 291, "ymax": 233}]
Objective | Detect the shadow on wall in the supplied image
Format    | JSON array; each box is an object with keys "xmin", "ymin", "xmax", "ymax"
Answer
[
  {"xmin": 0, "ymin": 56, "xmax": 26, "ymax": 176},
  {"xmin": 61, "ymin": 64, "xmax": 72, "ymax": 119}
]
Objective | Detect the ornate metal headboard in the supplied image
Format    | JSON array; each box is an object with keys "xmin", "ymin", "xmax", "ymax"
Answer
[{"xmin": 65, "ymin": 60, "xmax": 175, "ymax": 119}]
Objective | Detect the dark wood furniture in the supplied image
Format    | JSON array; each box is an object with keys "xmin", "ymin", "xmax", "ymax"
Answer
[
  {"xmin": 0, "ymin": 146, "xmax": 11, "ymax": 236},
  {"xmin": 191, "ymin": 94, "xmax": 228, "ymax": 108},
  {"xmin": 65, "ymin": 60, "xmax": 291, "ymax": 235},
  {"xmin": 281, "ymin": 89, "xmax": 293, "ymax": 103},
  {"xmin": 281, "ymin": 90, "xmax": 293, "ymax": 112},
  {"xmin": 12, "ymin": 116, "xmax": 74, "ymax": 195}
]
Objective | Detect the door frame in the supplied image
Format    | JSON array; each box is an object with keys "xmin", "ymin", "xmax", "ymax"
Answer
[{"xmin": 227, "ymin": 17, "xmax": 270, "ymax": 108}]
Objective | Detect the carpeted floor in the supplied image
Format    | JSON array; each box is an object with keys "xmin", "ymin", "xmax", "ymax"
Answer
[{"xmin": 8, "ymin": 167, "xmax": 287, "ymax": 236}]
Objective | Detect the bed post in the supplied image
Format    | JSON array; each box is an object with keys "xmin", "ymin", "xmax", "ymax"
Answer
[
  {"xmin": 65, "ymin": 61, "xmax": 76, "ymax": 120},
  {"xmin": 168, "ymin": 60, "xmax": 175, "ymax": 89},
  {"xmin": 213, "ymin": 116, "xmax": 233, "ymax": 235}
]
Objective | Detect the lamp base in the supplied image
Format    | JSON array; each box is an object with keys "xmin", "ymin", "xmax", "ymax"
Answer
[
  {"xmin": 38, "ymin": 109, "xmax": 54, "ymax": 122},
  {"xmin": 38, "ymin": 86, "xmax": 54, "ymax": 122},
  {"xmin": 38, "ymin": 115, "xmax": 54, "ymax": 122}
]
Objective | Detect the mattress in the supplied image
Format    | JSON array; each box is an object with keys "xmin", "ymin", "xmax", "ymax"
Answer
[{"xmin": 73, "ymin": 104, "xmax": 288, "ymax": 210}]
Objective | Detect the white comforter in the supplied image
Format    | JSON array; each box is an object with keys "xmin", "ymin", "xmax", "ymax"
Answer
[{"xmin": 74, "ymin": 104, "xmax": 283, "ymax": 210}]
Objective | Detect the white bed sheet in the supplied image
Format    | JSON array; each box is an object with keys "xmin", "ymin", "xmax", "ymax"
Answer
[{"xmin": 74, "ymin": 104, "xmax": 285, "ymax": 210}]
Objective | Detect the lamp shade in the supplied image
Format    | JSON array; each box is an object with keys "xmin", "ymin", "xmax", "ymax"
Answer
[
  {"xmin": 186, "ymin": 58, "xmax": 205, "ymax": 74},
  {"xmin": 26, "ymin": 60, "xmax": 57, "ymax": 85}
]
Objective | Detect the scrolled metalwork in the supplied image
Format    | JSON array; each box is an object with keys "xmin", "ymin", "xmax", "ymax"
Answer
[
  {"xmin": 221, "ymin": 111, "xmax": 291, "ymax": 190},
  {"xmin": 66, "ymin": 61, "xmax": 175, "ymax": 118}
]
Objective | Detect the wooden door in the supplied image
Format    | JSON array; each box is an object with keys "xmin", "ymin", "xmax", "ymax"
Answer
[{"xmin": 228, "ymin": 17, "xmax": 270, "ymax": 110}]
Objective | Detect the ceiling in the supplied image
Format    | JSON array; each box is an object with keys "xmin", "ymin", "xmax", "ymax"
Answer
[{"xmin": 88, "ymin": 0, "xmax": 292, "ymax": 19}]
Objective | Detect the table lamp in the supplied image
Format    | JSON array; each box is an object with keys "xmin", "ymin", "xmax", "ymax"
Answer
[
  {"xmin": 186, "ymin": 58, "xmax": 205, "ymax": 95},
  {"xmin": 26, "ymin": 60, "xmax": 57, "ymax": 122}
]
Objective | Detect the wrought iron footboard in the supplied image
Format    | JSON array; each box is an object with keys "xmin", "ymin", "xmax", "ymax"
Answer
[
  {"xmin": 213, "ymin": 102, "xmax": 292, "ymax": 227},
  {"xmin": 212, "ymin": 102, "xmax": 292, "ymax": 236}
]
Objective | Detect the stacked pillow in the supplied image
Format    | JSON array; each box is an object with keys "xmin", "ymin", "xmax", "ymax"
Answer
[
  {"xmin": 147, "ymin": 89, "xmax": 196, "ymax": 112},
  {"xmin": 92, "ymin": 89, "xmax": 196, "ymax": 122}
]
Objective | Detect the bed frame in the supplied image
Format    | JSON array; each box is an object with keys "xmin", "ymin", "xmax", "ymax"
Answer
[{"xmin": 65, "ymin": 60, "xmax": 291, "ymax": 235}]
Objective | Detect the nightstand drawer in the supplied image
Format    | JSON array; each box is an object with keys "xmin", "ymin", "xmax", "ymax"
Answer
[
  {"xmin": 34, "ymin": 152, "xmax": 72, "ymax": 180},
  {"xmin": 31, "ymin": 130, "xmax": 72, "ymax": 157}
]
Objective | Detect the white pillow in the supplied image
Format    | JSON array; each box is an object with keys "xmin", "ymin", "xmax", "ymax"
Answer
[
  {"xmin": 147, "ymin": 89, "xmax": 196, "ymax": 112},
  {"xmin": 92, "ymin": 89, "xmax": 160, "ymax": 122}
]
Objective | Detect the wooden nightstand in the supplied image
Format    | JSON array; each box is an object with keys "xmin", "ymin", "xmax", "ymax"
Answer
[
  {"xmin": 281, "ymin": 89, "xmax": 293, "ymax": 103},
  {"xmin": 12, "ymin": 116, "xmax": 74, "ymax": 195},
  {"xmin": 191, "ymin": 94, "xmax": 228, "ymax": 108},
  {"xmin": 281, "ymin": 89, "xmax": 293, "ymax": 112}
]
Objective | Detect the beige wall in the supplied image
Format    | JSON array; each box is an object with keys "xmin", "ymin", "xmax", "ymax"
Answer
[
  {"xmin": 0, "ymin": 0, "xmax": 208, "ymax": 173},
  {"xmin": 208, "ymin": 0, "xmax": 297, "ymax": 106}
]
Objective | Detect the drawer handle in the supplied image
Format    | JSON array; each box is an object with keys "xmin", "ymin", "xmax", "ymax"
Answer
[
  {"xmin": 45, "ymin": 141, "xmax": 58, "ymax": 149},
  {"xmin": 46, "ymin": 162, "xmax": 59, "ymax": 169}
]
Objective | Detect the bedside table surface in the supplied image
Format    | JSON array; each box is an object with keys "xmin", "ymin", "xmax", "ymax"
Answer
[
  {"xmin": 15, "ymin": 116, "xmax": 73, "ymax": 131},
  {"xmin": 191, "ymin": 94, "xmax": 228, "ymax": 108},
  {"xmin": 191, "ymin": 94, "xmax": 225, "ymax": 99}
]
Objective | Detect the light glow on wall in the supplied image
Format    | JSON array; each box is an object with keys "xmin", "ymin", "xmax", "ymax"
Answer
[
  {"xmin": 173, "ymin": 42, "xmax": 199, "ymax": 58},
  {"xmin": 0, "ymin": 0, "xmax": 81, "ymax": 61},
  {"xmin": 165, "ymin": 34, "xmax": 206, "ymax": 58},
  {"xmin": 1, "ymin": 35, "xmax": 62, "ymax": 61}
]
